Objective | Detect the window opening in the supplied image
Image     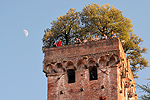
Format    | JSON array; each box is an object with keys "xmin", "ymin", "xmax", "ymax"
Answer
[
  {"xmin": 67, "ymin": 69, "xmax": 75, "ymax": 83},
  {"xmin": 120, "ymin": 75, "xmax": 122, "ymax": 88},
  {"xmin": 89, "ymin": 66, "xmax": 98, "ymax": 81}
]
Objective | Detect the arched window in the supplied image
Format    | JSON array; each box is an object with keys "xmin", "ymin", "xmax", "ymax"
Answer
[
  {"xmin": 77, "ymin": 59, "xmax": 86, "ymax": 71},
  {"xmin": 67, "ymin": 69, "xmax": 75, "ymax": 83},
  {"xmin": 99, "ymin": 56, "xmax": 107, "ymax": 67},
  {"xmin": 89, "ymin": 66, "xmax": 98, "ymax": 81},
  {"xmin": 108, "ymin": 55, "xmax": 116, "ymax": 66},
  {"xmin": 56, "ymin": 63, "xmax": 64, "ymax": 73}
]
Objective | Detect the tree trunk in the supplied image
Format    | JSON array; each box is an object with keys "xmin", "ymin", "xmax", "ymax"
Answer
[{"xmin": 65, "ymin": 33, "xmax": 68, "ymax": 45}]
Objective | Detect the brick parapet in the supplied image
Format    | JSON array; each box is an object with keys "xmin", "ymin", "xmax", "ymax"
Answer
[
  {"xmin": 44, "ymin": 38, "xmax": 120, "ymax": 66},
  {"xmin": 43, "ymin": 38, "xmax": 137, "ymax": 100}
]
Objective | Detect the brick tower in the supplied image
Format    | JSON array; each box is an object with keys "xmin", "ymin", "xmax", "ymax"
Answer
[{"xmin": 43, "ymin": 38, "xmax": 137, "ymax": 100}]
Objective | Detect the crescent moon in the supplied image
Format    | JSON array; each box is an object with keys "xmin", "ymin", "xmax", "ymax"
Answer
[{"xmin": 23, "ymin": 29, "xmax": 28, "ymax": 37}]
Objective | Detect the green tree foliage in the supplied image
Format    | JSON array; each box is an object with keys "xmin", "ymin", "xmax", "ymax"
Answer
[
  {"xmin": 80, "ymin": 3, "xmax": 131, "ymax": 41},
  {"xmin": 43, "ymin": 8, "xmax": 81, "ymax": 47},
  {"xmin": 123, "ymin": 33, "xmax": 148, "ymax": 78},
  {"xmin": 42, "ymin": 3, "xmax": 149, "ymax": 78},
  {"xmin": 138, "ymin": 82, "xmax": 150, "ymax": 100}
]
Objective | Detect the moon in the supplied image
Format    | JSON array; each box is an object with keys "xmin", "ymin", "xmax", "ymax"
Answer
[{"xmin": 23, "ymin": 29, "xmax": 28, "ymax": 37}]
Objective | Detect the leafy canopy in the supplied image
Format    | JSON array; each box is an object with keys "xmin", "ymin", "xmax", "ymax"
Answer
[
  {"xmin": 43, "ymin": 8, "xmax": 81, "ymax": 47},
  {"xmin": 42, "ymin": 3, "xmax": 149, "ymax": 78},
  {"xmin": 138, "ymin": 81, "xmax": 150, "ymax": 100}
]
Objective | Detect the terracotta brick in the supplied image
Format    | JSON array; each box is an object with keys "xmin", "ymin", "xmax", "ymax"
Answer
[{"xmin": 43, "ymin": 38, "xmax": 137, "ymax": 100}]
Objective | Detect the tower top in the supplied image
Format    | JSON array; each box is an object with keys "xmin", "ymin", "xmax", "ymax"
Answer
[
  {"xmin": 44, "ymin": 38, "xmax": 123, "ymax": 64},
  {"xmin": 43, "ymin": 38, "xmax": 137, "ymax": 100}
]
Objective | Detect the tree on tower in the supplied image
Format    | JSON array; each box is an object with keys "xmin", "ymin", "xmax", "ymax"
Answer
[{"xmin": 42, "ymin": 3, "xmax": 149, "ymax": 78}]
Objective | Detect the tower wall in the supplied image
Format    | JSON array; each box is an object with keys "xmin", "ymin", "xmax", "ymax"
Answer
[{"xmin": 43, "ymin": 38, "xmax": 137, "ymax": 100}]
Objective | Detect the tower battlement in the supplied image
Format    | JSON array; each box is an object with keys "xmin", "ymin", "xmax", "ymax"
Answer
[{"xmin": 43, "ymin": 38, "xmax": 137, "ymax": 100}]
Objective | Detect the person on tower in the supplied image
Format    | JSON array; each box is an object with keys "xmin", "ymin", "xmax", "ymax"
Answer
[
  {"xmin": 109, "ymin": 31, "xmax": 116, "ymax": 39},
  {"xmin": 75, "ymin": 37, "xmax": 81, "ymax": 44},
  {"xmin": 57, "ymin": 39, "xmax": 62, "ymax": 47},
  {"xmin": 102, "ymin": 34, "xmax": 107, "ymax": 40}
]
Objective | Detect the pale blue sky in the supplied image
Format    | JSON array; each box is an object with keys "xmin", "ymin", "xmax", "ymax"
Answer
[{"xmin": 0, "ymin": 0, "xmax": 150, "ymax": 100}]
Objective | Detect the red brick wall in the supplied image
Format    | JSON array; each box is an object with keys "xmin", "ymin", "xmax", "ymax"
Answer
[{"xmin": 43, "ymin": 38, "xmax": 137, "ymax": 100}]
